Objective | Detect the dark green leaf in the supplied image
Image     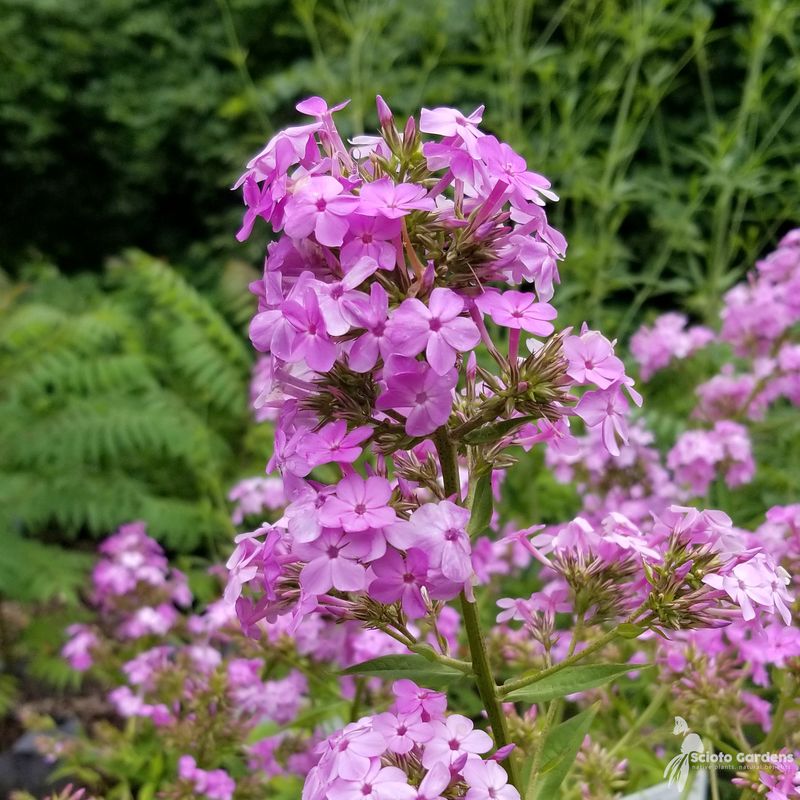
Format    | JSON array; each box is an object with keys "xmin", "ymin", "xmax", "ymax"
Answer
[
  {"xmin": 341, "ymin": 655, "xmax": 464, "ymax": 688},
  {"xmin": 531, "ymin": 704, "xmax": 599, "ymax": 799},
  {"xmin": 468, "ymin": 471, "xmax": 493, "ymax": 536},
  {"xmin": 504, "ymin": 663, "xmax": 652, "ymax": 703},
  {"xmin": 616, "ymin": 622, "xmax": 647, "ymax": 639}
]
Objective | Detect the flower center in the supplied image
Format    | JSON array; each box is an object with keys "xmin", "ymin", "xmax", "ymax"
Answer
[
  {"xmin": 361, "ymin": 233, "xmax": 373, "ymax": 243},
  {"xmin": 354, "ymin": 503, "xmax": 367, "ymax": 516},
  {"xmin": 429, "ymin": 317, "xmax": 442, "ymax": 332},
  {"xmin": 444, "ymin": 528, "xmax": 461, "ymax": 542},
  {"xmin": 403, "ymin": 571, "xmax": 416, "ymax": 584},
  {"xmin": 316, "ymin": 199, "xmax": 327, "ymax": 211},
  {"xmin": 327, "ymin": 546, "xmax": 341, "ymax": 559},
  {"xmin": 415, "ymin": 391, "xmax": 429, "ymax": 404},
  {"xmin": 448, "ymin": 738, "xmax": 461, "ymax": 751}
]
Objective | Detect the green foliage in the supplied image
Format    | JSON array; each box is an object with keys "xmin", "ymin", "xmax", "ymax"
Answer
[
  {"xmin": 3, "ymin": 0, "xmax": 797, "ymax": 330},
  {"xmin": 503, "ymin": 663, "xmax": 654, "ymax": 703},
  {"xmin": 0, "ymin": 253, "xmax": 255, "ymax": 600},
  {"xmin": 528, "ymin": 704, "xmax": 599, "ymax": 799},
  {"xmin": 341, "ymin": 654, "xmax": 467, "ymax": 688}
]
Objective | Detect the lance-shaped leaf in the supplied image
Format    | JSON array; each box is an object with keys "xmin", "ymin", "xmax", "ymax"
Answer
[
  {"xmin": 341, "ymin": 654, "xmax": 465, "ymax": 688},
  {"xmin": 504, "ymin": 663, "xmax": 652, "ymax": 703},
  {"xmin": 530, "ymin": 704, "xmax": 599, "ymax": 799}
]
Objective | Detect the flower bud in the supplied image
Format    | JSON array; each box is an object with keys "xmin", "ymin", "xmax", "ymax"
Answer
[{"xmin": 375, "ymin": 94, "xmax": 393, "ymax": 128}]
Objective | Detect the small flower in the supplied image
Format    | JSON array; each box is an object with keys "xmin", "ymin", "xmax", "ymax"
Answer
[
  {"xmin": 387, "ymin": 288, "xmax": 480, "ymax": 375},
  {"xmin": 369, "ymin": 548, "xmax": 430, "ymax": 618},
  {"xmin": 319, "ymin": 474, "xmax": 396, "ymax": 532},
  {"xmin": 422, "ymin": 714, "xmax": 493, "ymax": 767},
  {"xmin": 284, "ymin": 176, "xmax": 360, "ymax": 247},
  {"xmin": 475, "ymin": 290, "xmax": 557, "ymax": 336},
  {"xmin": 358, "ymin": 177, "xmax": 436, "ymax": 219},
  {"xmin": 376, "ymin": 358, "xmax": 457, "ymax": 436},
  {"xmin": 463, "ymin": 759, "xmax": 520, "ymax": 800}
]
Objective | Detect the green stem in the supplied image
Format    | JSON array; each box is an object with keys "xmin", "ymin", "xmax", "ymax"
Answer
[
  {"xmin": 499, "ymin": 625, "xmax": 621, "ymax": 698},
  {"xmin": 460, "ymin": 591, "xmax": 519, "ymax": 788},
  {"xmin": 434, "ymin": 427, "xmax": 519, "ymax": 789},
  {"xmin": 759, "ymin": 675, "xmax": 796, "ymax": 752}
]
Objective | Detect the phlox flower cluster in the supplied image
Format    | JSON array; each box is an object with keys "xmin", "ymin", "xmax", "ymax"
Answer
[
  {"xmin": 57, "ymin": 523, "xmax": 324, "ymax": 799},
  {"xmin": 228, "ymin": 95, "xmax": 641, "ymax": 645},
  {"xmin": 228, "ymin": 96, "xmax": 799, "ymax": 798},
  {"xmin": 304, "ymin": 680, "xmax": 519, "ymax": 800},
  {"xmin": 630, "ymin": 313, "xmax": 714, "ymax": 381}
]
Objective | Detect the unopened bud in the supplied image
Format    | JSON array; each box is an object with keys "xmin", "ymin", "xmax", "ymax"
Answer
[{"xmin": 376, "ymin": 95, "xmax": 394, "ymax": 128}]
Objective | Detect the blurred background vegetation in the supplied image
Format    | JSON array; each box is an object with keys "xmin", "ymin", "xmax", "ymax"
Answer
[{"xmin": 0, "ymin": 0, "xmax": 798, "ymax": 595}]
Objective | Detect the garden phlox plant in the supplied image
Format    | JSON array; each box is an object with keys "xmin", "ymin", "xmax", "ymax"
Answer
[{"xmin": 224, "ymin": 95, "xmax": 797, "ymax": 799}]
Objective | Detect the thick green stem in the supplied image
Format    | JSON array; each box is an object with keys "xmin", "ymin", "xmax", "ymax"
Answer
[
  {"xmin": 459, "ymin": 591, "xmax": 519, "ymax": 787},
  {"xmin": 434, "ymin": 427, "xmax": 520, "ymax": 790}
]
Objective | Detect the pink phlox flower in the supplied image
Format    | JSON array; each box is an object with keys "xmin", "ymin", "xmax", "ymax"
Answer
[
  {"xmin": 340, "ymin": 214, "xmax": 400, "ymax": 269},
  {"xmin": 278, "ymin": 285, "xmax": 338, "ymax": 372},
  {"xmin": 499, "ymin": 234, "xmax": 561, "ymax": 299},
  {"xmin": 372, "ymin": 711, "xmax": 434, "ymax": 754},
  {"xmin": 387, "ymin": 288, "xmax": 481, "ymax": 374},
  {"xmin": 386, "ymin": 500, "xmax": 473, "ymax": 583},
  {"xmin": 236, "ymin": 174, "xmax": 275, "ymax": 242},
  {"xmin": 392, "ymin": 680, "xmax": 447, "ymax": 722},
  {"xmin": 422, "ymin": 714, "xmax": 493, "ymax": 767},
  {"xmin": 342, "ymin": 282, "xmax": 394, "ymax": 372},
  {"xmin": 296, "ymin": 528, "xmax": 370, "ymax": 595},
  {"xmin": 476, "ymin": 134, "xmax": 557, "ymax": 206},
  {"xmin": 368, "ymin": 547, "xmax": 430, "ymax": 618},
  {"xmin": 516, "ymin": 418, "xmax": 579, "ymax": 456},
  {"xmin": 358, "ymin": 177, "xmax": 436, "ymax": 219},
  {"xmin": 420, "ymin": 105, "xmax": 485, "ymax": 156},
  {"xmin": 703, "ymin": 553, "xmax": 793, "ymax": 624},
  {"xmin": 496, "ymin": 596, "xmax": 535, "ymax": 624},
  {"xmin": 575, "ymin": 382, "xmax": 635, "ymax": 457},
  {"xmin": 280, "ymin": 481, "xmax": 334, "ymax": 544},
  {"xmin": 563, "ymin": 330, "xmax": 626, "ymax": 389},
  {"xmin": 755, "ymin": 755, "xmax": 800, "ymax": 800},
  {"xmin": 414, "ymin": 763, "xmax": 451, "ymax": 800},
  {"xmin": 296, "ymin": 96, "xmax": 350, "ymax": 118},
  {"xmin": 319, "ymin": 474, "xmax": 396, "ymax": 532},
  {"xmin": 317, "ymin": 256, "xmax": 379, "ymax": 335},
  {"xmin": 329, "ymin": 762, "xmax": 416, "ymax": 800},
  {"xmin": 299, "ymin": 421, "xmax": 372, "ymax": 468},
  {"xmin": 284, "ymin": 175, "xmax": 360, "ymax": 247},
  {"xmin": 325, "ymin": 721, "xmax": 387, "ymax": 781},
  {"xmin": 376, "ymin": 357, "xmax": 457, "ymax": 436},
  {"xmin": 475, "ymin": 290, "xmax": 556, "ymax": 336},
  {"xmin": 462, "ymin": 758, "xmax": 521, "ymax": 800},
  {"xmin": 530, "ymin": 517, "xmax": 595, "ymax": 556},
  {"xmin": 600, "ymin": 512, "xmax": 661, "ymax": 560}
]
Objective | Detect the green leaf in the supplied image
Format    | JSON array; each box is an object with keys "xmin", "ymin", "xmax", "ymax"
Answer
[
  {"xmin": 341, "ymin": 655, "xmax": 464, "ymax": 688},
  {"xmin": 504, "ymin": 663, "xmax": 652, "ymax": 703},
  {"xmin": 468, "ymin": 471, "xmax": 493, "ymax": 536},
  {"xmin": 531, "ymin": 704, "xmax": 598, "ymax": 799},
  {"xmin": 616, "ymin": 622, "xmax": 647, "ymax": 639},
  {"xmin": 462, "ymin": 415, "xmax": 536, "ymax": 444}
]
